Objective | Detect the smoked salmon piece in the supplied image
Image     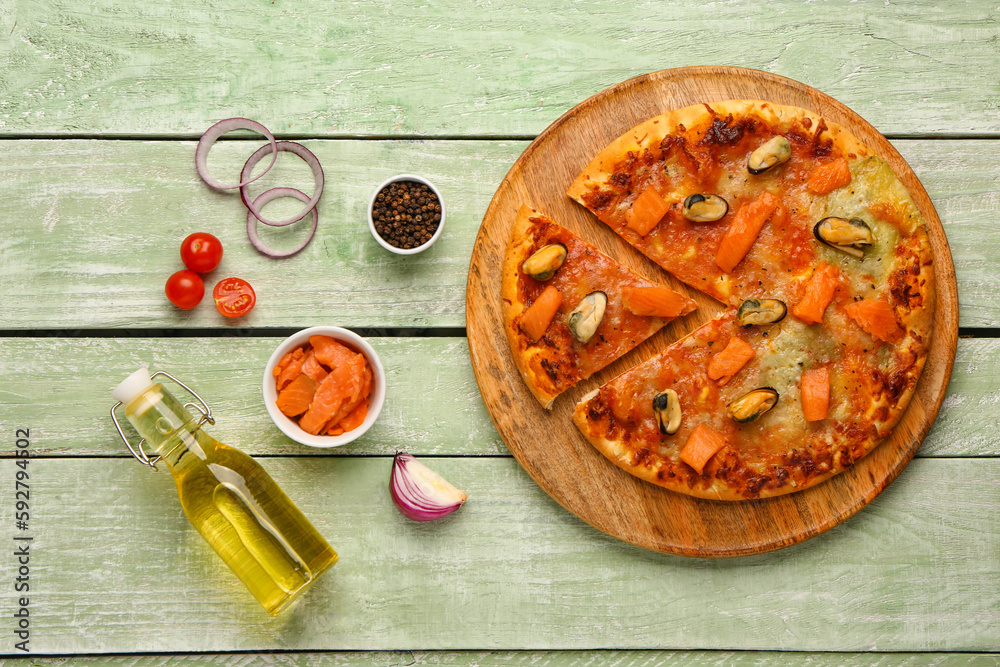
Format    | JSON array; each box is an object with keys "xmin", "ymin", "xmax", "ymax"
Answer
[
  {"xmin": 325, "ymin": 363, "xmax": 373, "ymax": 434},
  {"xmin": 844, "ymin": 298, "xmax": 903, "ymax": 343},
  {"xmin": 707, "ymin": 336, "xmax": 755, "ymax": 386},
  {"xmin": 520, "ymin": 285, "xmax": 562, "ymax": 341},
  {"xmin": 274, "ymin": 347, "xmax": 307, "ymax": 391},
  {"xmin": 625, "ymin": 187, "xmax": 669, "ymax": 236},
  {"xmin": 792, "ymin": 262, "xmax": 841, "ymax": 324},
  {"xmin": 297, "ymin": 353, "xmax": 367, "ymax": 435},
  {"xmin": 273, "ymin": 350, "xmax": 295, "ymax": 377},
  {"xmin": 320, "ymin": 355, "xmax": 367, "ymax": 432},
  {"xmin": 621, "ymin": 285, "xmax": 698, "ymax": 318},
  {"xmin": 680, "ymin": 423, "xmax": 728, "ymax": 475},
  {"xmin": 327, "ymin": 401, "xmax": 368, "ymax": 436},
  {"xmin": 275, "ymin": 373, "xmax": 318, "ymax": 418},
  {"xmin": 807, "ymin": 158, "xmax": 852, "ymax": 194},
  {"xmin": 310, "ymin": 335, "xmax": 357, "ymax": 369},
  {"xmin": 800, "ymin": 367, "xmax": 830, "ymax": 421},
  {"xmin": 301, "ymin": 349, "xmax": 329, "ymax": 383},
  {"xmin": 715, "ymin": 191, "xmax": 781, "ymax": 273}
]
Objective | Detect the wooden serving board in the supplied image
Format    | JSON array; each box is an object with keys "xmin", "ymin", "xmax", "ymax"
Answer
[{"xmin": 465, "ymin": 66, "xmax": 959, "ymax": 557}]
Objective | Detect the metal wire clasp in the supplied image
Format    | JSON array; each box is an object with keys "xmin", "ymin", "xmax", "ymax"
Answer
[{"xmin": 110, "ymin": 371, "xmax": 216, "ymax": 471}]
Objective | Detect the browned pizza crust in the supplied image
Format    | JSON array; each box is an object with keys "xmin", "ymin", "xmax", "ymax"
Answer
[
  {"xmin": 573, "ymin": 386, "xmax": 843, "ymax": 502},
  {"xmin": 502, "ymin": 206, "xmax": 562, "ymax": 408},
  {"xmin": 567, "ymin": 100, "xmax": 871, "ymax": 208}
]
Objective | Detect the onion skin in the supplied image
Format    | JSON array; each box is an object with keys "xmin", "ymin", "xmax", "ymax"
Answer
[
  {"xmin": 240, "ymin": 141, "xmax": 325, "ymax": 227},
  {"xmin": 195, "ymin": 118, "xmax": 277, "ymax": 190},
  {"xmin": 246, "ymin": 187, "xmax": 318, "ymax": 258},
  {"xmin": 390, "ymin": 452, "xmax": 468, "ymax": 522}
]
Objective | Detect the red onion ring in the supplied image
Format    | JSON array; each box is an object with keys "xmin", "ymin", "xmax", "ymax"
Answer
[
  {"xmin": 240, "ymin": 141, "xmax": 324, "ymax": 227},
  {"xmin": 246, "ymin": 187, "xmax": 318, "ymax": 258},
  {"xmin": 195, "ymin": 118, "xmax": 277, "ymax": 191}
]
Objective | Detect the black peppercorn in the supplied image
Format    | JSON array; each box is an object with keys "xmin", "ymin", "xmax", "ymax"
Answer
[{"xmin": 372, "ymin": 180, "xmax": 442, "ymax": 250}]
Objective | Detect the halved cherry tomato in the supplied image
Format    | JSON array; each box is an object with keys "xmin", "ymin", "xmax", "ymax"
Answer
[
  {"xmin": 213, "ymin": 277, "xmax": 256, "ymax": 318},
  {"xmin": 165, "ymin": 270, "xmax": 205, "ymax": 310},
  {"xmin": 180, "ymin": 232, "xmax": 224, "ymax": 273}
]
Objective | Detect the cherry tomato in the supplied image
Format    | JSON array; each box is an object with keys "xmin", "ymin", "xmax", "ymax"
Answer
[
  {"xmin": 180, "ymin": 232, "xmax": 223, "ymax": 273},
  {"xmin": 165, "ymin": 270, "xmax": 205, "ymax": 310},
  {"xmin": 213, "ymin": 277, "xmax": 256, "ymax": 318}
]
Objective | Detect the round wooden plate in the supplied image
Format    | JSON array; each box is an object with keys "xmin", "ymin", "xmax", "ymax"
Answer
[{"xmin": 465, "ymin": 66, "xmax": 958, "ymax": 557}]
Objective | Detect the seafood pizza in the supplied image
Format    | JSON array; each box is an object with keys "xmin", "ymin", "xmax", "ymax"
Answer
[{"xmin": 503, "ymin": 100, "xmax": 934, "ymax": 500}]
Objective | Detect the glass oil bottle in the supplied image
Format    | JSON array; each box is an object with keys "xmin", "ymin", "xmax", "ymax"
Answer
[{"xmin": 111, "ymin": 368, "xmax": 337, "ymax": 616}]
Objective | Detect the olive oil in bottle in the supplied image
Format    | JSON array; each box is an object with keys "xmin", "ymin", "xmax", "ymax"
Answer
[{"xmin": 112, "ymin": 368, "xmax": 337, "ymax": 616}]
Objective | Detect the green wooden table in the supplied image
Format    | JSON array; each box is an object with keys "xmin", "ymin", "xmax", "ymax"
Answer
[{"xmin": 1, "ymin": 1, "xmax": 998, "ymax": 664}]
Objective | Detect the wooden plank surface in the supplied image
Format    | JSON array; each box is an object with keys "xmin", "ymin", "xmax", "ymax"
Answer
[
  {"xmin": 3, "ymin": 0, "xmax": 998, "ymax": 660},
  {"xmin": 1, "ymin": 337, "xmax": 997, "ymax": 458},
  {"xmin": 0, "ymin": 139, "xmax": 997, "ymax": 329},
  {"xmin": 0, "ymin": 652, "xmax": 997, "ymax": 667},
  {"xmin": 2, "ymin": 0, "xmax": 999, "ymax": 137},
  {"xmin": 0, "ymin": 456, "xmax": 996, "ymax": 654}
]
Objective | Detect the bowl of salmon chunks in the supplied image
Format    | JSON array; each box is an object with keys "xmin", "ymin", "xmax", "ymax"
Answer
[{"xmin": 264, "ymin": 326, "xmax": 386, "ymax": 447}]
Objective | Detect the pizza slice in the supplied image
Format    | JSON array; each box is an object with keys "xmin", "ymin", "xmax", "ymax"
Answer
[
  {"xmin": 564, "ymin": 100, "xmax": 923, "ymax": 308},
  {"xmin": 502, "ymin": 205, "xmax": 698, "ymax": 409}
]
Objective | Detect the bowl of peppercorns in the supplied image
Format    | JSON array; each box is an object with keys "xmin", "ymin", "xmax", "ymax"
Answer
[{"xmin": 368, "ymin": 175, "xmax": 445, "ymax": 254}]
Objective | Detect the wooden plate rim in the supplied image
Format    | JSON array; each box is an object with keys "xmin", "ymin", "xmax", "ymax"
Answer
[{"xmin": 466, "ymin": 66, "xmax": 959, "ymax": 557}]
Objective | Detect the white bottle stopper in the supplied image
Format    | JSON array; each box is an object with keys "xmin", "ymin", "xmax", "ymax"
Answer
[{"xmin": 112, "ymin": 367, "xmax": 155, "ymax": 405}]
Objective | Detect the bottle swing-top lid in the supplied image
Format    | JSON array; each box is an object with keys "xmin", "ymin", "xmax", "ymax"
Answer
[{"xmin": 112, "ymin": 367, "xmax": 155, "ymax": 406}]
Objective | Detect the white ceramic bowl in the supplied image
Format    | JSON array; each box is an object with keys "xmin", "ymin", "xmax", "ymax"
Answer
[
  {"xmin": 367, "ymin": 174, "xmax": 446, "ymax": 255},
  {"xmin": 263, "ymin": 326, "xmax": 386, "ymax": 448}
]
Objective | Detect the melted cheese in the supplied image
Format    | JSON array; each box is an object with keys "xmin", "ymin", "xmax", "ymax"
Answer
[{"xmin": 736, "ymin": 319, "xmax": 841, "ymax": 443}]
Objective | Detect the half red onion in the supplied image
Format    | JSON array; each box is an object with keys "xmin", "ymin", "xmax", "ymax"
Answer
[
  {"xmin": 195, "ymin": 118, "xmax": 277, "ymax": 190},
  {"xmin": 390, "ymin": 452, "xmax": 468, "ymax": 522},
  {"xmin": 246, "ymin": 187, "xmax": 318, "ymax": 258},
  {"xmin": 240, "ymin": 141, "xmax": 324, "ymax": 227}
]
